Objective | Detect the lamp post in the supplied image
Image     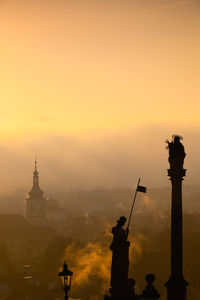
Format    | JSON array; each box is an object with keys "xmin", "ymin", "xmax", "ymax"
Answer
[
  {"xmin": 23, "ymin": 265, "xmax": 32, "ymax": 300},
  {"xmin": 58, "ymin": 262, "xmax": 73, "ymax": 300}
]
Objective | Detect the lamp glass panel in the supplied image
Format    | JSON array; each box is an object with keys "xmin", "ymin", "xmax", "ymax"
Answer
[{"xmin": 59, "ymin": 276, "xmax": 65, "ymax": 289}]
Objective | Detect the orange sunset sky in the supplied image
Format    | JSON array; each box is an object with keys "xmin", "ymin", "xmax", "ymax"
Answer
[{"xmin": 0, "ymin": 0, "xmax": 199, "ymax": 192}]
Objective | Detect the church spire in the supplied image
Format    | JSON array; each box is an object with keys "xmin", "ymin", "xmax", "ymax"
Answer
[
  {"xmin": 33, "ymin": 154, "xmax": 39, "ymax": 185},
  {"xmin": 35, "ymin": 154, "xmax": 37, "ymax": 172},
  {"xmin": 29, "ymin": 156, "xmax": 44, "ymax": 197}
]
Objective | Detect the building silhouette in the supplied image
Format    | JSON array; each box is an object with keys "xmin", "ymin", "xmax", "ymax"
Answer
[
  {"xmin": 26, "ymin": 159, "xmax": 46, "ymax": 226},
  {"xmin": 46, "ymin": 197, "xmax": 66, "ymax": 223}
]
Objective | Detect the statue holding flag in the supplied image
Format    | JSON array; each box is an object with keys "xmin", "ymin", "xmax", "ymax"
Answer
[{"xmin": 106, "ymin": 179, "xmax": 147, "ymax": 300}]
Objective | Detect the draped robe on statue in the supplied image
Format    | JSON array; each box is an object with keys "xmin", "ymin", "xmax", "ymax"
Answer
[{"xmin": 167, "ymin": 136, "xmax": 186, "ymax": 170}]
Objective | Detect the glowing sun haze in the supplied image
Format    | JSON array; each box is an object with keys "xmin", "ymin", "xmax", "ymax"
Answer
[
  {"xmin": 0, "ymin": 0, "xmax": 199, "ymax": 137},
  {"xmin": 0, "ymin": 0, "xmax": 199, "ymax": 191}
]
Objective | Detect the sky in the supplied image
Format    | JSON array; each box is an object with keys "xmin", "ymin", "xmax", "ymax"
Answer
[{"xmin": 0, "ymin": 0, "xmax": 200, "ymax": 192}]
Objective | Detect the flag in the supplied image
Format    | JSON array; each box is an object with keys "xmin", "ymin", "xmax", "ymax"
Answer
[{"xmin": 137, "ymin": 185, "xmax": 147, "ymax": 193}]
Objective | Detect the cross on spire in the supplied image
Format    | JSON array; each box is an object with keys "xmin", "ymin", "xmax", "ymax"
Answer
[{"xmin": 35, "ymin": 154, "xmax": 37, "ymax": 172}]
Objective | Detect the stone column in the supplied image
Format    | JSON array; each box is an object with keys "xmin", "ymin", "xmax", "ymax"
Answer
[{"xmin": 165, "ymin": 136, "xmax": 188, "ymax": 300}]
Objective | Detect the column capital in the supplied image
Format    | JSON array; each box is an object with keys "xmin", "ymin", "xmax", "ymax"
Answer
[{"xmin": 167, "ymin": 169, "xmax": 186, "ymax": 180}]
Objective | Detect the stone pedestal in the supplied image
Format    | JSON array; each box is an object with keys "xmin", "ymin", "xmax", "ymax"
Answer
[
  {"xmin": 105, "ymin": 278, "xmax": 138, "ymax": 300},
  {"xmin": 165, "ymin": 275, "xmax": 188, "ymax": 300}
]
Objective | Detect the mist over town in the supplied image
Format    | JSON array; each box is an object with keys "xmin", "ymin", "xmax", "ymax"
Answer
[{"xmin": 0, "ymin": 0, "xmax": 200, "ymax": 299}]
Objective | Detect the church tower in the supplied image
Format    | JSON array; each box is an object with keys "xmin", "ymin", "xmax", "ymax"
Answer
[{"xmin": 26, "ymin": 158, "xmax": 46, "ymax": 226}]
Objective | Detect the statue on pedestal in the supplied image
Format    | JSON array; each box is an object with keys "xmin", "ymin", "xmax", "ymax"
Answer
[
  {"xmin": 110, "ymin": 216, "xmax": 130, "ymax": 288},
  {"xmin": 105, "ymin": 179, "xmax": 146, "ymax": 300},
  {"xmin": 165, "ymin": 135, "xmax": 188, "ymax": 300},
  {"xmin": 166, "ymin": 135, "xmax": 186, "ymax": 171}
]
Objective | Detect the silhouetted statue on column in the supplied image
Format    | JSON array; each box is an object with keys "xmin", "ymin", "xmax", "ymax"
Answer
[
  {"xmin": 166, "ymin": 135, "xmax": 186, "ymax": 171},
  {"xmin": 165, "ymin": 135, "xmax": 188, "ymax": 300},
  {"xmin": 110, "ymin": 216, "xmax": 130, "ymax": 288}
]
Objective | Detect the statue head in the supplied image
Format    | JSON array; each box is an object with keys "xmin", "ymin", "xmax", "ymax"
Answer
[
  {"xmin": 172, "ymin": 135, "xmax": 183, "ymax": 143},
  {"xmin": 117, "ymin": 216, "xmax": 126, "ymax": 227}
]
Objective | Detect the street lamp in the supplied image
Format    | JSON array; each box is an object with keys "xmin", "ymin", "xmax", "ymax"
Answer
[
  {"xmin": 24, "ymin": 265, "xmax": 32, "ymax": 300},
  {"xmin": 58, "ymin": 262, "xmax": 73, "ymax": 300}
]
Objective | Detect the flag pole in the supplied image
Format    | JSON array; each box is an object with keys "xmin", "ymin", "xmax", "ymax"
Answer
[{"xmin": 126, "ymin": 178, "xmax": 140, "ymax": 231}]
